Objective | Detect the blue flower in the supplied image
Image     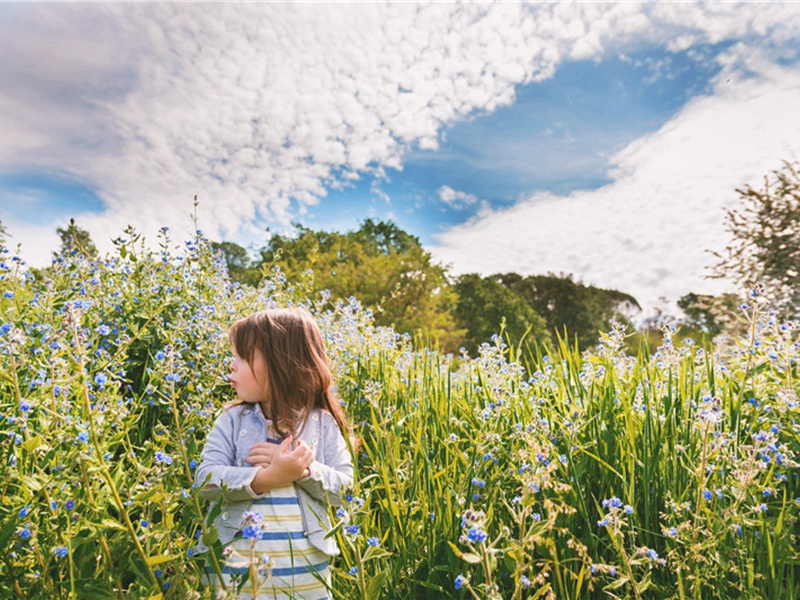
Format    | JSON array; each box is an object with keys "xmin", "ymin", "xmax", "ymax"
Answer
[
  {"xmin": 349, "ymin": 566, "xmax": 358, "ymax": 575},
  {"xmin": 94, "ymin": 373, "xmax": 108, "ymax": 388},
  {"xmin": 140, "ymin": 520, "xmax": 149, "ymax": 528},
  {"xmin": 154, "ymin": 569, "xmax": 163, "ymax": 578},
  {"xmin": 77, "ymin": 431, "xmax": 89, "ymax": 443},
  {"xmin": 97, "ymin": 325, "xmax": 110, "ymax": 336},
  {"xmin": 602, "ymin": 497, "xmax": 622, "ymax": 509},
  {"xmin": 65, "ymin": 500, "xmax": 75, "ymax": 511},
  {"xmin": 344, "ymin": 525, "xmax": 360, "ymax": 536},
  {"xmin": 336, "ymin": 508, "xmax": 347, "ymax": 519},
  {"xmin": 702, "ymin": 489, "xmax": 713, "ymax": 501},
  {"xmin": 19, "ymin": 400, "xmax": 31, "ymax": 413},
  {"xmin": 367, "ymin": 537, "xmax": 379, "ymax": 547},
  {"xmin": 241, "ymin": 524, "xmax": 262, "ymax": 539},
  {"xmin": 455, "ymin": 574, "xmax": 465, "ymax": 590},
  {"xmin": 53, "ymin": 546, "xmax": 68, "ymax": 557},
  {"xmin": 19, "ymin": 526, "xmax": 31, "ymax": 539},
  {"xmin": 3, "ymin": 291, "xmax": 13, "ymax": 298},
  {"xmin": 466, "ymin": 528, "xmax": 487, "ymax": 544},
  {"xmin": 155, "ymin": 350, "xmax": 167, "ymax": 361},
  {"xmin": 647, "ymin": 548, "xmax": 659, "ymax": 560},
  {"xmin": 624, "ymin": 505, "xmax": 633, "ymax": 515},
  {"xmin": 18, "ymin": 505, "xmax": 30, "ymax": 518},
  {"xmin": 187, "ymin": 548, "xmax": 196, "ymax": 557},
  {"xmin": 760, "ymin": 503, "xmax": 768, "ymax": 512},
  {"xmin": 189, "ymin": 459, "xmax": 197, "ymax": 469}
]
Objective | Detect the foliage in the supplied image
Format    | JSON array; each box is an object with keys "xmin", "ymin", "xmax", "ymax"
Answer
[
  {"xmin": 454, "ymin": 273, "xmax": 552, "ymax": 356},
  {"xmin": 2, "ymin": 230, "xmax": 800, "ymax": 599},
  {"xmin": 259, "ymin": 219, "xmax": 464, "ymax": 352},
  {"xmin": 209, "ymin": 241, "xmax": 259, "ymax": 287},
  {"xmin": 495, "ymin": 272, "xmax": 641, "ymax": 351},
  {"xmin": 677, "ymin": 292, "xmax": 749, "ymax": 341},
  {"xmin": 55, "ymin": 219, "xmax": 98, "ymax": 258},
  {"xmin": 0, "ymin": 219, "xmax": 8, "ymax": 250},
  {"xmin": 711, "ymin": 161, "xmax": 800, "ymax": 316}
]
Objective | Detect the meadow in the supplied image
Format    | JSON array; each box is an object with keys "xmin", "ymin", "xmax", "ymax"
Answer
[{"xmin": 1, "ymin": 229, "xmax": 799, "ymax": 599}]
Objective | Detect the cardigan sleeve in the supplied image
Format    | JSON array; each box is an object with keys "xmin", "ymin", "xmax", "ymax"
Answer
[
  {"xmin": 295, "ymin": 411, "xmax": 354, "ymax": 507},
  {"xmin": 195, "ymin": 409, "xmax": 266, "ymax": 503}
]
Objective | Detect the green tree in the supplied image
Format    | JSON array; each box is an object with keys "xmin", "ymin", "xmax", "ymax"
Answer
[
  {"xmin": 496, "ymin": 273, "xmax": 640, "ymax": 351},
  {"xmin": 260, "ymin": 219, "xmax": 465, "ymax": 351},
  {"xmin": 711, "ymin": 161, "xmax": 800, "ymax": 315},
  {"xmin": 454, "ymin": 273, "xmax": 551, "ymax": 355},
  {"xmin": 677, "ymin": 292, "xmax": 747, "ymax": 341},
  {"xmin": 55, "ymin": 218, "xmax": 97, "ymax": 258},
  {"xmin": 210, "ymin": 240, "xmax": 258, "ymax": 285}
]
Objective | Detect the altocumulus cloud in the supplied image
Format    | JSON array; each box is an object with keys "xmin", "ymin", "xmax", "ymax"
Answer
[{"xmin": 1, "ymin": 2, "xmax": 799, "ymax": 276}]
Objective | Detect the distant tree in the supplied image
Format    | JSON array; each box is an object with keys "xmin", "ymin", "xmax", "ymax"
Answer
[
  {"xmin": 55, "ymin": 219, "xmax": 97, "ymax": 258},
  {"xmin": 260, "ymin": 219, "xmax": 465, "ymax": 351},
  {"xmin": 711, "ymin": 161, "xmax": 800, "ymax": 316},
  {"xmin": 677, "ymin": 292, "xmax": 747, "ymax": 341},
  {"xmin": 496, "ymin": 273, "xmax": 640, "ymax": 350},
  {"xmin": 210, "ymin": 241, "xmax": 257, "ymax": 285},
  {"xmin": 454, "ymin": 273, "xmax": 551, "ymax": 355},
  {"xmin": 0, "ymin": 219, "xmax": 7, "ymax": 250}
]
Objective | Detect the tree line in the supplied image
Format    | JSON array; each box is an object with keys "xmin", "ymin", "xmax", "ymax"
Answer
[{"xmin": 3, "ymin": 160, "xmax": 798, "ymax": 354}]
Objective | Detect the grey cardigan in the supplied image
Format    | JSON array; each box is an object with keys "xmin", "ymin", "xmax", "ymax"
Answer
[{"xmin": 195, "ymin": 403, "xmax": 354, "ymax": 556}]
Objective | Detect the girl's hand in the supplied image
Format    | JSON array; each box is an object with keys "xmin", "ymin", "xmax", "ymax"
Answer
[
  {"xmin": 245, "ymin": 441, "xmax": 277, "ymax": 468},
  {"xmin": 252, "ymin": 435, "xmax": 314, "ymax": 493}
]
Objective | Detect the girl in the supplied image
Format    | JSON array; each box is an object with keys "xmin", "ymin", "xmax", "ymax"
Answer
[{"xmin": 196, "ymin": 308, "xmax": 354, "ymax": 600}]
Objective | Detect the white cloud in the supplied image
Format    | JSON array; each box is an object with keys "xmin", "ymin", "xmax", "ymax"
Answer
[
  {"xmin": 431, "ymin": 55, "xmax": 800, "ymax": 312},
  {"xmin": 1, "ymin": 2, "xmax": 800, "ymax": 270},
  {"xmin": 438, "ymin": 186, "xmax": 479, "ymax": 208}
]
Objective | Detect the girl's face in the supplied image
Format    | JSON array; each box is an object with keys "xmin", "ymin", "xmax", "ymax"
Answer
[{"xmin": 229, "ymin": 349, "xmax": 268, "ymax": 404}]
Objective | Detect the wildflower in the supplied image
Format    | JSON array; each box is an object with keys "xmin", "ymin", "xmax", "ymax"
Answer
[
  {"xmin": 624, "ymin": 505, "xmax": 633, "ymax": 515},
  {"xmin": 760, "ymin": 503, "xmax": 768, "ymax": 512},
  {"xmin": 455, "ymin": 574, "xmax": 465, "ymax": 590},
  {"xmin": 18, "ymin": 505, "xmax": 30, "ymax": 518},
  {"xmin": 241, "ymin": 524, "xmax": 262, "ymax": 540},
  {"xmin": 77, "ymin": 431, "xmax": 89, "ymax": 443},
  {"xmin": 18, "ymin": 526, "xmax": 31, "ymax": 539},
  {"xmin": 189, "ymin": 459, "xmax": 197, "ymax": 469},
  {"xmin": 53, "ymin": 546, "xmax": 68, "ymax": 557},
  {"xmin": 471, "ymin": 478, "xmax": 485, "ymax": 489},
  {"xmin": 602, "ymin": 497, "xmax": 623, "ymax": 509},
  {"xmin": 94, "ymin": 373, "xmax": 108, "ymax": 388},
  {"xmin": 65, "ymin": 500, "xmax": 75, "ymax": 511},
  {"xmin": 155, "ymin": 350, "xmax": 167, "ymax": 361},
  {"xmin": 367, "ymin": 536, "xmax": 380, "ymax": 547},
  {"xmin": 349, "ymin": 566, "xmax": 358, "ymax": 575},
  {"xmin": 668, "ymin": 527, "xmax": 678, "ymax": 537},
  {"xmin": 532, "ymin": 512, "xmax": 541, "ymax": 521},
  {"xmin": 187, "ymin": 548, "xmax": 196, "ymax": 557},
  {"xmin": 97, "ymin": 325, "xmax": 111, "ymax": 336},
  {"xmin": 609, "ymin": 567, "xmax": 617, "ymax": 576},
  {"xmin": 763, "ymin": 489, "xmax": 771, "ymax": 497},
  {"xmin": 647, "ymin": 548, "xmax": 659, "ymax": 560},
  {"xmin": 597, "ymin": 518, "xmax": 609, "ymax": 527},
  {"xmin": 140, "ymin": 520, "xmax": 149, "ymax": 528},
  {"xmin": 19, "ymin": 400, "xmax": 31, "ymax": 413},
  {"xmin": 521, "ymin": 574, "xmax": 531, "ymax": 587},
  {"xmin": 336, "ymin": 508, "xmax": 347, "ymax": 519},
  {"xmin": 154, "ymin": 569, "xmax": 163, "ymax": 578},
  {"xmin": 344, "ymin": 525, "xmax": 360, "ymax": 536},
  {"xmin": 466, "ymin": 528, "xmax": 487, "ymax": 544},
  {"xmin": 702, "ymin": 489, "xmax": 713, "ymax": 501}
]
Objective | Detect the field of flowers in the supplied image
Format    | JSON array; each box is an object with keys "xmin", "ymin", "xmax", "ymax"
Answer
[{"xmin": 1, "ymin": 229, "xmax": 799, "ymax": 599}]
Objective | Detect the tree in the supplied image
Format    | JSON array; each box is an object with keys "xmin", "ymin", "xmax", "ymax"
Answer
[
  {"xmin": 454, "ymin": 273, "xmax": 552, "ymax": 355},
  {"xmin": 259, "ymin": 219, "xmax": 465, "ymax": 351},
  {"xmin": 210, "ymin": 241, "xmax": 257, "ymax": 285},
  {"xmin": 677, "ymin": 292, "xmax": 747, "ymax": 341},
  {"xmin": 711, "ymin": 161, "xmax": 800, "ymax": 316},
  {"xmin": 0, "ymin": 219, "xmax": 7, "ymax": 250},
  {"xmin": 496, "ymin": 273, "xmax": 640, "ymax": 351},
  {"xmin": 55, "ymin": 219, "xmax": 97, "ymax": 258}
]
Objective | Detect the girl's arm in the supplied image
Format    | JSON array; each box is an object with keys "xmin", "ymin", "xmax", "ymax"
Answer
[
  {"xmin": 295, "ymin": 411, "xmax": 354, "ymax": 507},
  {"xmin": 195, "ymin": 409, "xmax": 264, "ymax": 503}
]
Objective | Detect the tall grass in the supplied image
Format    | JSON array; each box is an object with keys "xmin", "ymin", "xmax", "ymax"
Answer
[{"xmin": 1, "ymin": 231, "xmax": 798, "ymax": 598}]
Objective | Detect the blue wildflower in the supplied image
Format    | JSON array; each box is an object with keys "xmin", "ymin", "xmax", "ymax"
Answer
[
  {"xmin": 367, "ymin": 537, "xmax": 379, "ymax": 547},
  {"xmin": 53, "ymin": 546, "xmax": 68, "ymax": 557},
  {"xmin": 349, "ymin": 566, "xmax": 358, "ymax": 575},
  {"xmin": 455, "ymin": 574, "xmax": 465, "ymax": 590},
  {"xmin": 65, "ymin": 500, "xmax": 75, "ymax": 511},
  {"xmin": 77, "ymin": 431, "xmax": 89, "ymax": 443},
  {"xmin": 467, "ymin": 528, "xmax": 487, "ymax": 544}
]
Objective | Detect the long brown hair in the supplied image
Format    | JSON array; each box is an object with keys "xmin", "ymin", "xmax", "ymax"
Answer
[{"xmin": 229, "ymin": 308, "xmax": 350, "ymax": 439}]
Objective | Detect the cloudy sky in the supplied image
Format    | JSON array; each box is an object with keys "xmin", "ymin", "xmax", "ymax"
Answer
[{"xmin": 2, "ymin": 3, "xmax": 800, "ymax": 312}]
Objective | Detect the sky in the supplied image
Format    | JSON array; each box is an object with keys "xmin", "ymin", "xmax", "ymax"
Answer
[{"xmin": 2, "ymin": 2, "xmax": 800, "ymax": 314}]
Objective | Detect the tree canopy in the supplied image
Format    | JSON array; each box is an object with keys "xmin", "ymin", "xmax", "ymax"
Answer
[
  {"xmin": 495, "ymin": 272, "xmax": 640, "ymax": 351},
  {"xmin": 260, "ymin": 219, "xmax": 465, "ymax": 351},
  {"xmin": 454, "ymin": 273, "xmax": 552, "ymax": 355},
  {"xmin": 712, "ymin": 161, "xmax": 800, "ymax": 316},
  {"xmin": 55, "ymin": 219, "xmax": 97, "ymax": 258}
]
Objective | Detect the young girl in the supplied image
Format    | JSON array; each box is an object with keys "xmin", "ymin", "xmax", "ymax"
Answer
[{"xmin": 196, "ymin": 308, "xmax": 354, "ymax": 600}]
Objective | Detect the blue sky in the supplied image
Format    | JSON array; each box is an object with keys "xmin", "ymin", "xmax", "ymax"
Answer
[
  {"xmin": 2, "ymin": 3, "xmax": 800, "ymax": 312},
  {"xmin": 304, "ymin": 47, "xmax": 724, "ymax": 244}
]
